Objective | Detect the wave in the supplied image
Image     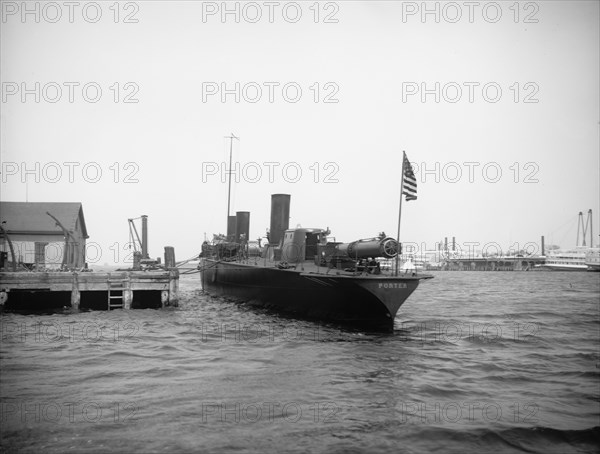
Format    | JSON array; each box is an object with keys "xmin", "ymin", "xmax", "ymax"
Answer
[{"xmin": 401, "ymin": 425, "xmax": 600, "ymax": 453}]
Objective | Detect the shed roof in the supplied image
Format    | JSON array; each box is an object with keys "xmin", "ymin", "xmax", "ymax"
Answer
[{"xmin": 0, "ymin": 202, "xmax": 88, "ymax": 238}]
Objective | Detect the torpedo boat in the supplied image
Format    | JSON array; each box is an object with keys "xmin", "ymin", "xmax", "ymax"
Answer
[{"xmin": 200, "ymin": 194, "xmax": 432, "ymax": 330}]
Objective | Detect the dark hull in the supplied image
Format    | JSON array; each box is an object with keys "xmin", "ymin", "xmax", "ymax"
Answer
[{"xmin": 201, "ymin": 259, "xmax": 427, "ymax": 329}]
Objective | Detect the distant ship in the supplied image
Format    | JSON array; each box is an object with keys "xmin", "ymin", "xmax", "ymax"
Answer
[
  {"xmin": 542, "ymin": 210, "xmax": 598, "ymax": 272},
  {"xmin": 200, "ymin": 194, "xmax": 432, "ymax": 330},
  {"xmin": 541, "ymin": 248, "xmax": 589, "ymax": 271},
  {"xmin": 585, "ymin": 248, "xmax": 600, "ymax": 272},
  {"xmin": 400, "ymin": 255, "xmax": 425, "ymax": 272}
]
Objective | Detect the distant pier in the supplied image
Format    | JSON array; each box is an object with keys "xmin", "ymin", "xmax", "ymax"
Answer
[{"xmin": 437, "ymin": 256, "xmax": 546, "ymax": 271}]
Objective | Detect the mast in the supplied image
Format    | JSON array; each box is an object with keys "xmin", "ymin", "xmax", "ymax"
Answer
[
  {"xmin": 395, "ymin": 151, "xmax": 406, "ymax": 276},
  {"xmin": 224, "ymin": 133, "xmax": 239, "ymax": 233},
  {"xmin": 0, "ymin": 223, "xmax": 17, "ymax": 271},
  {"xmin": 577, "ymin": 212, "xmax": 583, "ymax": 247},
  {"xmin": 588, "ymin": 209, "xmax": 593, "ymax": 247}
]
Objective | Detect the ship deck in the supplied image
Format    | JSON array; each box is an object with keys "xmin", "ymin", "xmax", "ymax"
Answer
[{"xmin": 203, "ymin": 257, "xmax": 431, "ymax": 280}]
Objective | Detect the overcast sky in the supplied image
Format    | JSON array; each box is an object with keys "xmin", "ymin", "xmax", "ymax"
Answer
[{"xmin": 1, "ymin": 0, "xmax": 598, "ymax": 264}]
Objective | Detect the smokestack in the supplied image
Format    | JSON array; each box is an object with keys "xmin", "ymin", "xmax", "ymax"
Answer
[
  {"xmin": 227, "ymin": 215, "xmax": 236, "ymax": 242},
  {"xmin": 270, "ymin": 194, "xmax": 291, "ymax": 246},
  {"xmin": 141, "ymin": 215, "xmax": 149, "ymax": 259},
  {"xmin": 452, "ymin": 237, "xmax": 455, "ymax": 251},
  {"xmin": 235, "ymin": 211, "xmax": 250, "ymax": 243},
  {"xmin": 541, "ymin": 235, "xmax": 545, "ymax": 256},
  {"xmin": 444, "ymin": 237, "xmax": 448, "ymax": 251}
]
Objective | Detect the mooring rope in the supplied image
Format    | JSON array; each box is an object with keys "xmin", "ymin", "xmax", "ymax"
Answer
[
  {"xmin": 175, "ymin": 255, "xmax": 201, "ymax": 268},
  {"xmin": 195, "ymin": 259, "xmax": 229, "ymax": 274}
]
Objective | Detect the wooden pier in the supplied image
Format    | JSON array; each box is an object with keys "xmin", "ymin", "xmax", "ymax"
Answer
[
  {"xmin": 0, "ymin": 204, "xmax": 181, "ymax": 311},
  {"xmin": 0, "ymin": 269, "xmax": 179, "ymax": 311}
]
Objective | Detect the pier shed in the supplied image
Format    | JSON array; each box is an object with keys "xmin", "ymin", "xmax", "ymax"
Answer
[{"xmin": 0, "ymin": 201, "xmax": 88, "ymax": 270}]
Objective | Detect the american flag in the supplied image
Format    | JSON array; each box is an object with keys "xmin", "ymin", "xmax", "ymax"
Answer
[{"xmin": 402, "ymin": 154, "xmax": 417, "ymax": 201}]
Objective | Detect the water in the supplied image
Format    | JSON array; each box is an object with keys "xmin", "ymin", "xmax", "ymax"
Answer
[{"xmin": 1, "ymin": 271, "xmax": 599, "ymax": 453}]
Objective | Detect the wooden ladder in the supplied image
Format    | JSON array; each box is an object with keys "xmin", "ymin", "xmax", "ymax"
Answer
[{"xmin": 107, "ymin": 279, "xmax": 125, "ymax": 310}]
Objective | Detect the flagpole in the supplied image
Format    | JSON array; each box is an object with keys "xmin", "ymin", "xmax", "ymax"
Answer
[{"xmin": 395, "ymin": 150, "xmax": 406, "ymax": 276}]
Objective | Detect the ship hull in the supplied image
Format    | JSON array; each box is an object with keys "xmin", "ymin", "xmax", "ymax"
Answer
[
  {"xmin": 201, "ymin": 259, "xmax": 427, "ymax": 329},
  {"xmin": 541, "ymin": 264, "xmax": 588, "ymax": 271}
]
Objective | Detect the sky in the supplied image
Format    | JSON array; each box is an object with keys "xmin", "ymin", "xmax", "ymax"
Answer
[{"xmin": 1, "ymin": 0, "xmax": 599, "ymax": 265}]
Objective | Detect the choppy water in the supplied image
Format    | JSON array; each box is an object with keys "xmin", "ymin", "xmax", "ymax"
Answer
[{"xmin": 1, "ymin": 271, "xmax": 599, "ymax": 453}]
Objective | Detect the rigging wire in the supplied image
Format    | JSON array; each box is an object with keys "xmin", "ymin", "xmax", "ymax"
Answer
[{"xmin": 547, "ymin": 213, "xmax": 579, "ymax": 249}]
